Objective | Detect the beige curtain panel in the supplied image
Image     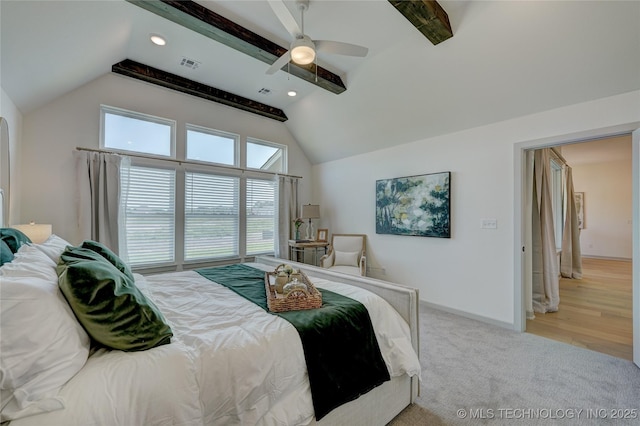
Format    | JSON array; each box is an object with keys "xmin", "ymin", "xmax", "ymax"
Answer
[
  {"xmin": 74, "ymin": 150, "xmax": 123, "ymax": 253},
  {"xmin": 531, "ymin": 148, "xmax": 559, "ymax": 313},
  {"xmin": 560, "ymin": 166, "xmax": 583, "ymax": 279}
]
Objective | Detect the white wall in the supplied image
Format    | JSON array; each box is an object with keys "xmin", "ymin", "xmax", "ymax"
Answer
[
  {"xmin": 312, "ymin": 90, "xmax": 640, "ymax": 326},
  {"xmin": 20, "ymin": 73, "xmax": 313, "ymax": 244},
  {"xmin": 0, "ymin": 88, "xmax": 23, "ymax": 224},
  {"xmin": 572, "ymin": 157, "xmax": 632, "ymax": 259}
]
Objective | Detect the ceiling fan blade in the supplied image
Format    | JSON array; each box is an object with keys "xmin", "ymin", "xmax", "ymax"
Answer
[
  {"xmin": 315, "ymin": 40, "xmax": 368, "ymax": 57},
  {"xmin": 266, "ymin": 50, "xmax": 292, "ymax": 75},
  {"xmin": 268, "ymin": 0, "xmax": 301, "ymax": 38}
]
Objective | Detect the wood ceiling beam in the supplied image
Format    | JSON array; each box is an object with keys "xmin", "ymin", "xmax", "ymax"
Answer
[
  {"xmin": 125, "ymin": 0, "xmax": 346, "ymax": 94},
  {"xmin": 112, "ymin": 59, "xmax": 288, "ymax": 122},
  {"xmin": 388, "ymin": 0, "xmax": 453, "ymax": 45}
]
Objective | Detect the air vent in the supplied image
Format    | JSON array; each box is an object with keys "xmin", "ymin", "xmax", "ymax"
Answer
[
  {"xmin": 258, "ymin": 88, "xmax": 272, "ymax": 95},
  {"xmin": 180, "ymin": 57, "xmax": 201, "ymax": 70}
]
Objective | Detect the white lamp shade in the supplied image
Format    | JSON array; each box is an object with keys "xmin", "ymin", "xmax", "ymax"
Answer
[
  {"xmin": 12, "ymin": 222, "xmax": 52, "ymax": 244},
  {"xmin": 301, "ymin": 204, "xmax": 320, "ymax": 219},
  {"xmin": 291, "ymin": 45, "xmax": 315, "ymax": 65},
  {"xmin": 290, "ymin": 36, "xmax": 316, "ymax": 65}
]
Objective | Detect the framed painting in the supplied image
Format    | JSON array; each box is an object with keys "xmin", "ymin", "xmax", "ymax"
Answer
[{"xmin": 376, "ymin": 171, "xmax": 451, "ymax": 238}]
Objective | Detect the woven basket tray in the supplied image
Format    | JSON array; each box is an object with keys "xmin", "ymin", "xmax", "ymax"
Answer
[{"xmin": 264, "ymin": 270, "xmax": 322, "ymax": 312}]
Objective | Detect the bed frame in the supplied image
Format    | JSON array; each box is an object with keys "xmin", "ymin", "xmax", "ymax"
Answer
[{"xmin": 254, "ymin": 256, "xmax": 420, "ymax": 425}]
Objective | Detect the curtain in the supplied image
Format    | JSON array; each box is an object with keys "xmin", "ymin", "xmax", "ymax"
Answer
[
  {"xmin": 561, "ymin": 167, "xmax": 583, "ymax": 279},
  {"xmin": 275, "ymin": 175, "xmax": 298, "ymax": 259},
  {"xmin": 531, "ymin": 148, "xmax": 560, "ymax": 313},
  {"xmin": 74, "ymin": 150, "xmax": 124, "ymax": 253}
]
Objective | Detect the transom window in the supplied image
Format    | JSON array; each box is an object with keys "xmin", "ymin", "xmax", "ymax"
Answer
[
  {"xmin": 186, "ymin": 124, "xmax": 238, "ymax": 166},
  {"xmin": 101, "ymin": 105, "xmax": 175, "ymax": 157},
  {"xmin": 247, "ymin": 138, "xmax": 286, "ymax": 173}
]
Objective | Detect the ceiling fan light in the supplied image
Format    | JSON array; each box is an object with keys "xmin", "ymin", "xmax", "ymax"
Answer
[
  {"xmin": 290, "ymin": 36, "xmax": 316, "ymax": 65},
  {"xmin": 291, "ymin": 45, "xmax": 315, "ymax": 65}
]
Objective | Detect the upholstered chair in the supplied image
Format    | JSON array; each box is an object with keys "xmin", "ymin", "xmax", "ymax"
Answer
[{"xmin": 320, "ymin": 234, "xmax": 367, "ymax": 276}]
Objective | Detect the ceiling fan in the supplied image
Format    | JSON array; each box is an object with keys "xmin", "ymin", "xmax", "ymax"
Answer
[{"xmin": 266, "ymin": 0, "xmax": 368, "ymax": 75}]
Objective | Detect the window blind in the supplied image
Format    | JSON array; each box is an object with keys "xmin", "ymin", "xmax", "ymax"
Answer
[
  {"xmin": 185, "ymin": 172, "xmax": 239, "ymax": 260},
  {"xmin": 246, "ymin": 178, "xmax": 276, "ymax": 255},
  {"xmin": 122, "ymin": 166, "xmax": 175, "ymax": 266}
]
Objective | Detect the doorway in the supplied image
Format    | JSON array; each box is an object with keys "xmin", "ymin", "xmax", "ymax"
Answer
[
  {"xmin": 513, "ymin": 126, "xmax": 640, "ymax": 368},
  {"xmin": 525, "ymin": 136, "xmax": 633, "ymax": 360}
]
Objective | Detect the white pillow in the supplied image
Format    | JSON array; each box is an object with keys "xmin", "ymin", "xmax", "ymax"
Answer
[
  {"xmin": 0, "ymin": 246, "xmax": 90, "ymax": 421},
  {"xmin": 334, "ymin": 250, "xmax": 359, "ymax": 267},
  {"xmin": 1, "ymin": 245, "xmax": 58, "ymax": 279},
  {"xmin": 31, "ymin": 234, "xmax": 71, "ymax": 263}
]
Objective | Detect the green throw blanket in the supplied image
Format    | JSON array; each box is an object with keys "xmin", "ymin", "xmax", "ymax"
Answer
[{"xmin": 196, "ymin": 264, "xmax": 390, "ymax": 420}]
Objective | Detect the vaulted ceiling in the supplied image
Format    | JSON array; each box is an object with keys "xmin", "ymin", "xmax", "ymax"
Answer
[{"xmin": 2, "ymin": 1, "xmax": 639, "ymax": 164}]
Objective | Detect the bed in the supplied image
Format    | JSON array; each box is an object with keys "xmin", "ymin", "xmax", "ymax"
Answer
[{"xmin": 0, "ymin": 233, "xmax": 421, "ymax": 426}]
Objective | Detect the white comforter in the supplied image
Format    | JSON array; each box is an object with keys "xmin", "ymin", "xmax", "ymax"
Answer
[{"xmin": 11, "ymin": 263, "xmax": 421, "ymax": 426}]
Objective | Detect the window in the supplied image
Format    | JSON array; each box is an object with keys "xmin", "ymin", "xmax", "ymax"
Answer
[
  {"xmin": 185, "ymin": 172, "xmax": 239, "ymax": 260},
  {"xmin": 121, "ymin": 165, "xmax": 176, "ymax": 266},
  {"xmin": 247, "ymin": 138, "xmax": 286, "ymax": 173},
  {"xmin": 104, "ymin": 106, "xmax": 286, "ymax": 269},
  {"xmin": 186, "ymin": 124, "xmax": 238, "ymax": 166},
  {"xmin": 246, "ymin": 179, "xmax": 276, "ymax": 255},
  {"xmin": 101, "ymin": 106, "xmax": 175, "ymax": 157},
  {"xmin": 550, "ymin": 158, "xmax": 564, "ymax": 250}
]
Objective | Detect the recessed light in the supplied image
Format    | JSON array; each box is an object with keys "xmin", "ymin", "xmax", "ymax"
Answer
[
  {"xmin": 287, "ymin": 91, "xmax": 297, "ymax": 97},
  {"xmin": 150, "ymin": 34, "xmax": 166, "ymax": 46}
]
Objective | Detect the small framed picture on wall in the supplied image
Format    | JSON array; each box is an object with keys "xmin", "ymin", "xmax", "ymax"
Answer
[{"xmin": 316, "ymin": 229, "xmax": 328, "ymax": 242}]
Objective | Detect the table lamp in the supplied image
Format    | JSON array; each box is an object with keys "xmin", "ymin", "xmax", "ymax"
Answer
[
  {"xmin": 12, "ymin": 221, "xmax": 52, "ymax": 244},
  {"xmin": 301, "ymin": 204, "xmax": 320, "ymax": 240}
]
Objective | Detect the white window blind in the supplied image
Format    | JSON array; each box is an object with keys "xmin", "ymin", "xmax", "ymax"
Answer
[
  {"xmin": 246, "ymin": 179, "xmax": 276, "ymax": 255},
  {"xmin": 122, "ymin": 166, "xmax": 175, "ymax": 266},
  {"xmin": 185, "ymin": 172, "xmax": 239, "ymax": 260}
]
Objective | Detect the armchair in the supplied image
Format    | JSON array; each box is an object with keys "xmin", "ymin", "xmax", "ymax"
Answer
[{"xmin": 320, "ymin": 234, "xmax": 367, "ymax": 276}]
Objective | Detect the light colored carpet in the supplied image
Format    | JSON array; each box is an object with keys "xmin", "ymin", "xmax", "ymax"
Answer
[{"xmin": 388, "ymin": 303, "xmax": 640, "ymax": 425}]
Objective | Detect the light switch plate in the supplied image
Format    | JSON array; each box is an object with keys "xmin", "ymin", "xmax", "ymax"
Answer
[{"xmin": 481, "ymin": 218, "xmax": 497, "ymax": 229}]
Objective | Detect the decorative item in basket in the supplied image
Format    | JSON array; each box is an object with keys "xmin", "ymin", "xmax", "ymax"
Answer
[{"xmin": 264, "ymin": 269, "xmax": 322, "ymax": 313}]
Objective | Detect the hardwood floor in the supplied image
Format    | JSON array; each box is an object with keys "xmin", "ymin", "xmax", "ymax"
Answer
[{"xmin": 526, "ymin": 257, "xmax": 633, "ymax": 361}]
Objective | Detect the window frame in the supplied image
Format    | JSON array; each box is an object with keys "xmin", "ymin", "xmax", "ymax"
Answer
[
  {"xmin": 246, "ymin": 137, "xmax": 288, "ymax": 173},
  {"xmin": 100, "ymin": 105, "xmax": 176, "ymax": 158},
  {"xmin": 185, "ymin": 123, "xmax": 240, "ymax": 167},
  {"xmin": 101, "ymin": 106, "xmax": 287, "ymax": 272}
]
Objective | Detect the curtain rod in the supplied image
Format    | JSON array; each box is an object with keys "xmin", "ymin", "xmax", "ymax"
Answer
[{"xmin": 75, "ymin": 147, "xmax": 303, "ymax": 179}]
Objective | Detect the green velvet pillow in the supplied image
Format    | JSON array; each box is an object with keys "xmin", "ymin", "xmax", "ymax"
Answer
[
  {"xmin": 0, "ymin": 239, "xmax": 14, "ymax": 265},
  {"xmin": 56, "ymin": 246, "xmax": 172, "ymax": 351},
  {"xmin": 80, "ymin": 240, "xmax": 134, "ymax": 281},
  {"xmin": 0, "ymin": 227, "xmax": 32, "ymax": 253}
]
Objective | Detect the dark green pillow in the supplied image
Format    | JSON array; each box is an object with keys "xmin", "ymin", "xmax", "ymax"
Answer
[
  {"xmin": 0, "ymin": 227, "xmax": 32, "ymax": 253},
  {"xmin": 80, "ymin": 240, "xmax": 134, "ymax": 281},
  {"xmin": 0, "ymin": 239, "xmax": 14, "ymax": 265},
  {"xmin": 56, "ymin": 246, "xmax": 172, "ymax": 351}
]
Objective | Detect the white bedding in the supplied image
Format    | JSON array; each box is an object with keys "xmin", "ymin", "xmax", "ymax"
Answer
[{"xmin": 10, "ymin": 263, "xmax": 420, "ymax": 426}]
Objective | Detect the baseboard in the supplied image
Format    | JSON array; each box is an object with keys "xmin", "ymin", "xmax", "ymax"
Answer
[{"xmin": 419, "ymin": 300, "xmax": 514, "ymax": 330}]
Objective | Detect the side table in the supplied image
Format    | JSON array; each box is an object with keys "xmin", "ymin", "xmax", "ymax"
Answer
[{"xmin": 288, "ymin": 240, "xmax": 329, "ymax": 266}]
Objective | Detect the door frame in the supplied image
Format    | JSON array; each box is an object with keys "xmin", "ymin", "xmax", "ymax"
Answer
[{"xmin": 513, "ymin": 123, "xmax": 640, "ymax": 365}]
